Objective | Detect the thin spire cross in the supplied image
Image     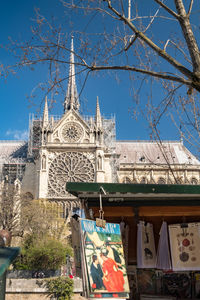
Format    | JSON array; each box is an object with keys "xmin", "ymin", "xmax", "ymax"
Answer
[{"xmin": 64, "ymin": 37, "xmax": 80, "ymax": 113}]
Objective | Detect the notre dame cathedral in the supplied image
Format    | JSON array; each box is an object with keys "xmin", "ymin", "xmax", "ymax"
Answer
[{"xmin": 1, "ymin": 38, "xmax": 200, "ymax": 217}]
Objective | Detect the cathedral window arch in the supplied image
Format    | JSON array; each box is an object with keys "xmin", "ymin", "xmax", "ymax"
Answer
[
  {"xmin": 157, "ymin": 177, "xmax": 166, "ymax": 184},
  {"xmin": 191, "ymin": 177, "xmax": 198, "ymax": 185},
  {"xmin": 48, "ymin": 152, "xmax": 95, "ymax": 197},
  {"xmin": 122, "ymin": 177, "xmax": 131, "ymax": 183}
]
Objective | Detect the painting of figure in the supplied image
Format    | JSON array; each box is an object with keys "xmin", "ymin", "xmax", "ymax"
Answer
[
  {"xmin": 100, "ymin": 252, "xmax": 125, "ymax": 292},
  {"xmin": 79, "ymin": 219, "xmax": 130, "ymax": 298},
  {"xmin": 90, "ymin": 255, "xmax": 105, "ymax": 289}
]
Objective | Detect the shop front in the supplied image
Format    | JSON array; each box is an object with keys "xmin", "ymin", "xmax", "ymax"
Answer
[{"xmin": 66, "ymin": 182, "xmax": 200, "ymax": 300}]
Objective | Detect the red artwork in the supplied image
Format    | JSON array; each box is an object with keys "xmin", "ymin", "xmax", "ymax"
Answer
[{"xmin": 101, "ymin": 255, "xmax": 125, "ymax": 292}]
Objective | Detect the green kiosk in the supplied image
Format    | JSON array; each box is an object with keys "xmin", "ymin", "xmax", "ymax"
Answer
[{"xmin": 0, "ymin": 247, "xmax": 20, "ymax": 300}]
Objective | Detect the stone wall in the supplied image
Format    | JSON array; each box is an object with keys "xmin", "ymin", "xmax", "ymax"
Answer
[{"xmin": 6, "ymin": 277, "xmax": 83, "ymax": 300}]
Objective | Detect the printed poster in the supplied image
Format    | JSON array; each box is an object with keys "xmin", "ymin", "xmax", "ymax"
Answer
[
  {"xmin": 137, "ymin": 221, "xmax": 157, "ymax": 268},
  {"xmin": 169, "ymin": 222, "xmax": 200, "ymax": 271},
  {"xmin": 79, "ymin": 219, "xmax": 130, "ymax": 298}
]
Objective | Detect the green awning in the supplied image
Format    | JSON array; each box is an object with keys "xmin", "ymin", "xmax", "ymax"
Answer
[
  {"xmin": 66, "ymin": 182, "xmax": 200, "ymax": 206},
  {"xmin": 0, "ymin": 247, "xmax": 20, "ymax": 276}
]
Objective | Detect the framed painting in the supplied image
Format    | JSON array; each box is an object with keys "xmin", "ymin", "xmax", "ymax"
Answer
[{"xmin": 79, "ymin": 219, "xmax": 130, "ymax": 298}]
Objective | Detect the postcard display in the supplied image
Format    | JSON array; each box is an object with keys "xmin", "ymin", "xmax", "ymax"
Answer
[
  {"xmin": 169, "ymin": 222, "xmax": 200, "ymax": 271},
  {"xmin": 79, "ymin": 219, "xmax": 130, "ymax": 299}
]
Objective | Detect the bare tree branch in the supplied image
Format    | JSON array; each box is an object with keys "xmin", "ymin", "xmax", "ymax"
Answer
[
  {"xmin": 164, "ymin": 39, "xmax": 192, "ymax": 65},
  {"xmin": 143, "ymin": 7, "xmax": 160, "ymax": 33},
  {"xmin": 187, "ymin": 0, "xmax": 194, "ymax": 17},
  {"xmin": 89, "ymin": 64, "xmax": 191, "ymax": 85},
  {"xmin": 104, "ymin": 0, "xmax": 196, "ymax": 85},
  {"xmin": 174, "ymin": 0, "xmax": 200, "ymax": 75},
  {"xmin": 153, "ymin": 0, "xmax": 179, "ymax": 19}
]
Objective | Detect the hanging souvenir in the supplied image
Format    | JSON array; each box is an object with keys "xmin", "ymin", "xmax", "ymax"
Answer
[
  {"xmin": 137, "ymin": 221, "xmax": 156, "ymax": 268},
  {"xmin": 169, "ymin": 222, "xmax": 200, "ymax": 271},
  {"xmin": 156, "ymin": 221, "xmax": 172, "ymax": 270}
]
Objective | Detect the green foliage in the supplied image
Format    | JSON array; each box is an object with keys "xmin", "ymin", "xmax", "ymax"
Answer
[
  {"xmin": 13, "ymin": 234, "xmax": 73, "ymax": 271},
  {"xmin": 45, "ymin": 276, "xmax": 74, "ymax": 300}
]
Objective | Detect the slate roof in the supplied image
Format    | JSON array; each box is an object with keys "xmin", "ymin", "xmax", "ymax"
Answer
[
  {"xmin": 0, "ymin": 140, "xmax": 199, "ymax": 166},
  {"xmin": 115, "ymin": 141, "xmax": 200, "ymax": 165},
  {"xmin": 0, "ymin": 141, "xmax": 28, "ymax": 164}
]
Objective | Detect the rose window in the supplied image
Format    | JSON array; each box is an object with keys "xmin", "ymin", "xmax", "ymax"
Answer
[
  {"xmin": 48, "ymin": 152, "xmax": 95, "ymax": 197},
  {"xmin": 62, "ymin": 122, "xmax": 83, "ymax": 142}
]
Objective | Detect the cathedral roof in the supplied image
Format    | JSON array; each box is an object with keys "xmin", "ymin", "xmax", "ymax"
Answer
[
  {"xmin": 115, "ymin": 141, "xmax": 200, "ymax": 165},
  {"xmin": 0, "ymin": 141, "xmax": 28, "ymax": 164}
]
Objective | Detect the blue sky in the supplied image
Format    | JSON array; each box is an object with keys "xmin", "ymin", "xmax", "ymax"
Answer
[{"xmin": 0, "ymin": 0, "xmax": 192, "ymax": 144}]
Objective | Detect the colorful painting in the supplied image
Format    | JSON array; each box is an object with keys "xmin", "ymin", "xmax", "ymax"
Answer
[{"xmin": 79, "ymin": 219, "xmax": 130, "ymax": 298}]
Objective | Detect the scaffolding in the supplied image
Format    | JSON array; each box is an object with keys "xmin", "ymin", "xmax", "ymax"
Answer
[
  {"xmin": 102, "ymin": 115, "xmax": 116, "ymax": 149},
  {"xmin": 2, "ymin": 164, "xmax": 26, "ymax": 184},
  {"xmin": 28, "ymin": 114, "xmax": 43, "ymax": 158},
  {"xmin": 0, "ymin": 141, "xmax": 27, "ymax": 184}
]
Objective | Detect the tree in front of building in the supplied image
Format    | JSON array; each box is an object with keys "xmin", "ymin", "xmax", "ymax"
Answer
[
  {"xmin": 0, "ymin": 181, "xmax": 27, "ymax": 242},
  {"xmin": 4, "ymin": 0, "xmax": 200, "ymax": 152},
  {"xmin": 13, "ymin": 233, "xmax": 73, "ymax": 271}
]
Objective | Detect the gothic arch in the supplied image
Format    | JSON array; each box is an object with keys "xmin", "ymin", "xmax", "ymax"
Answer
[
  {"xmin": 191, "ymin": 177, "xmax": 198, "ymax": 185},
  {"xmin": 122, "ymin": 177, "xmax": 132, "ymax": 183},
  {"xmin": 157, "ymin": 177, "xmax": 166, "ymax": 184}
]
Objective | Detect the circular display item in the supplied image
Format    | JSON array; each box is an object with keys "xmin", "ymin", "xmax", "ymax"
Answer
[
  {"xmin": 191, "ymin": 257, "xmax": 196, "ymax": 262},
  {"xmin": 182, "ymin": 238, "xmax": 190, "ymax": 247},
  {"xmin": 62, "ymin": 122, "xmax": 83, "ymax": 142},
  {"xmin": 179, "ymin": 252, "xmax": 189, "ymax": 262}
]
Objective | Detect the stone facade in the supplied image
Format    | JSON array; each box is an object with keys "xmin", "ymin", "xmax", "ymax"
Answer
[
  {"xmin": 116, "ymin": 141, "xmax": 200, "ymax": 185},
  {"xmin": 1, "ymin": 38, "xmax": 200, "ymax": 218},
  {"xmin": 6, "ymin": 277, "xmax": 83, "ymax": 300}
]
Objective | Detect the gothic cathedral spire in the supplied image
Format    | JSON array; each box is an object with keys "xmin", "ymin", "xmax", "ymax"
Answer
[
  {"xmin": 64, "ymin": 37, "xmax": 80, "ymax": 113},
  {"xmin": 42, "ymin": 96, "xmax": 49, "ymax": 128},
  {"xmin": 95, "ymin": 96, "xmax": 102, "ymax": 129}
]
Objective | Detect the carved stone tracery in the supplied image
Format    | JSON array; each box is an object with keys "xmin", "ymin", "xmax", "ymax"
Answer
[
  {"xmin": 48, "ymin": 151, "xmax": 95, "ymax": 197},
  {"xmin": 61, "ymin": 122, "xmax": 83, "ymax": 142}
]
